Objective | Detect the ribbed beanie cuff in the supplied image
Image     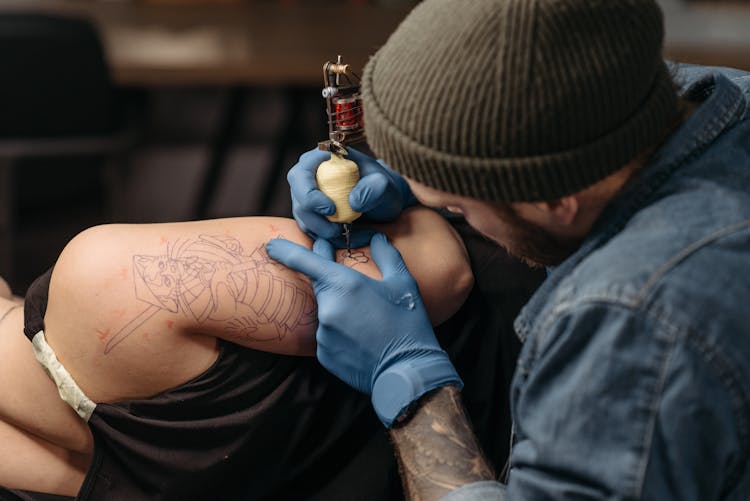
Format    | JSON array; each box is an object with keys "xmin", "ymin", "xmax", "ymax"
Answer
[{"xmin": 362, "ymin": 0, "xmax": 679, "ymax": 203}]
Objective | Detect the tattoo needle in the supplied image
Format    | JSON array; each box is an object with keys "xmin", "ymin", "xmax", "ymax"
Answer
[{"xmin": 343, "ymin": 223, "xmax": 352, "ymax": 257}]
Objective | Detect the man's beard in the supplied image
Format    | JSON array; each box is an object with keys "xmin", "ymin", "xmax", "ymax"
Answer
[{"xmin": 488, "ymin": 203, "xmax": 583, "ymax": 268}]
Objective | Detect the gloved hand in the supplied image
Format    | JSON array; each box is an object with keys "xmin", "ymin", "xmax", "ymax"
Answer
[
  {"xmin": 288, "ymin": 147, "xmax": 417, "ymax": 248},
  {"xmin": 266, "ymin": 233, "xmax": 462, "ymax": 427}
]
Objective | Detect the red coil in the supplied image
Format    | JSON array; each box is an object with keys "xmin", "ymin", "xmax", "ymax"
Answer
[{"xmin": 334, "ymin": 95, "xmax": 363, "ymax": 131}]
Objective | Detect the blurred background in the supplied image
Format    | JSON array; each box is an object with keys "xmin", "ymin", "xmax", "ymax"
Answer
[{"xmin": 0, "ymin": 0, "xmax": 748, "ymax": 293}]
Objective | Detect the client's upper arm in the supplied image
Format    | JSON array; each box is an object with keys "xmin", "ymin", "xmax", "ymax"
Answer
[{"xmin": 44, "ymin": 208, "xmax": 471, "ymax": 398}]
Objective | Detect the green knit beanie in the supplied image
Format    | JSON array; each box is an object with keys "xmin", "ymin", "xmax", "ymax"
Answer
[{"xmin": 362, "ymin": 0, "xmax": 678, "ymax": 202}]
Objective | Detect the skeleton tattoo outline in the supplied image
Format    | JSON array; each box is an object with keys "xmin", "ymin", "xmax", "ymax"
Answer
[{"xmin": 104, "ymin": 234, "xmax": 323, "ymax": 354}]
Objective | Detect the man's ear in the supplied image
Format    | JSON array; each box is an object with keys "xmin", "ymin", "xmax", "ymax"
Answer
[{"xmin": 537, "ymin": 196, "xmax": 579, "ymax": 227}]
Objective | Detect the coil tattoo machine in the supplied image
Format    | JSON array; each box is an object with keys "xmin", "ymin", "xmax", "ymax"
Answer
[{"xmin": 316, "ymin": 55, "xmax": 365, "ymax": 257}]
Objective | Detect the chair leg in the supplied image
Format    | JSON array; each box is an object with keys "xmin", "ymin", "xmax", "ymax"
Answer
[{"xmin": 0, "ymin": 158, "xmax": 13, "ymax": 285}]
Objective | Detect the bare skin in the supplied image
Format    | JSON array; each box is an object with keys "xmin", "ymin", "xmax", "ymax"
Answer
[{"xmin": 0, "ymin": 207, "xmax": 473, "ymax": 496}]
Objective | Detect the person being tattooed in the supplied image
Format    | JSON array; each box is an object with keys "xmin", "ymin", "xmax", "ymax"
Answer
[{"xmin": 0, "ymin": 207, "xmax": 474, "ymax": 500}]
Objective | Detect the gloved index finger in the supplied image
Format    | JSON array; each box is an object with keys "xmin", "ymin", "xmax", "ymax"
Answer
[
  {"xmin": 346, "ymin": 147, "xmax": 382, "ymax": 177},
  {"xmin": 343, "ymin": 146, "xmax": 369, "ymax": 163},
  {"xmin": 266, "ymin": 238, "xmax": 337, "ymax": 282}
]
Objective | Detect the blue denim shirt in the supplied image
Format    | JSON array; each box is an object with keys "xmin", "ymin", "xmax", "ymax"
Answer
[{"xmin": 445, "ymin": 65, "xmax": 750, "ymax": 500}]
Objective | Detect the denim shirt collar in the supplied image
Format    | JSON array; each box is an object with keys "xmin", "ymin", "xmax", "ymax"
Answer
[{"xmin": 514, "ymin": 72, "xmax": 747, "ymax": 342}]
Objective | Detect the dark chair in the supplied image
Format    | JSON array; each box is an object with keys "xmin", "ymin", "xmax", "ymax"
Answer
[{"xmin": 0, "ymin": 13, "xmax": 131, "ymax": 288}]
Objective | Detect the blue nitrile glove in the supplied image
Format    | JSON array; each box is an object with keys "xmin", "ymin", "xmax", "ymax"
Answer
[
  {"xmin": 266, "ymin": 233, "xmax": 462, "ymax": 427},
  {"xmin": 288, "ymin": 147, "xmax": 418, "ymax": 249}
]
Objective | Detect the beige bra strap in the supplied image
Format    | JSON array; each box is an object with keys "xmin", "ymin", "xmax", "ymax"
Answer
[{"xmin": 31, "ymin": 331, "xmax": 96, "ymax": 421}]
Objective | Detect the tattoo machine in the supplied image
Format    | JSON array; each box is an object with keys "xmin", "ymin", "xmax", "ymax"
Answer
[{"xmin": 316, "ymin": 55, "xmax": 366, "ymax": 256}]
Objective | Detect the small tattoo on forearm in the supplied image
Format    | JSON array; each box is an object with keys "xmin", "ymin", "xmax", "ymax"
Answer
[{"xmin": 390, "ymin": 386, "xmax": 495, "ymax": 501}]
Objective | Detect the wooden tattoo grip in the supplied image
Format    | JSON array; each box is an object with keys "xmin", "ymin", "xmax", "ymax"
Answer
[{"xmin": 315, "ymin": 153, "xmax": 362, "ymax": 224}]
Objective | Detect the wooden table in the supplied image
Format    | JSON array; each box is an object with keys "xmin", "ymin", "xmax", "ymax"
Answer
[{"xmin": 0, "ymin": 1, "xmax": 413, "ymax": 86}]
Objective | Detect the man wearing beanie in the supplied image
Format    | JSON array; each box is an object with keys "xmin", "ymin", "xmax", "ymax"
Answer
[{"xmin": 268, "ymin": 0, "xmax": 750, "ymax": 499}]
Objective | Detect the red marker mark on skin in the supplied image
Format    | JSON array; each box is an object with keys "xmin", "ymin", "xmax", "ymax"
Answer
[
  {"xmin": 96, "ymin": 328, "xmax": 110, "ymax": 341},
  {"xmin": 166, "ymin": 320, "xmax": 174, "ymax": 329},
  {"xmin": 143, "ymin": 331, "xmax": 151, "ymax": 340},
  {"xmin": 160, "ymin": 236, "xmax": 168, "ymax": 245},
  {"xmin": 119, "ymin": 267, "xmax": 128, "ymax": 280},
  {"xmin": 269, "ymin": 224, "xmax": 280, "ymax": 235},
  {"xmin": 112, "ymin": 308, "xmax": 127, "ymax": 318}
]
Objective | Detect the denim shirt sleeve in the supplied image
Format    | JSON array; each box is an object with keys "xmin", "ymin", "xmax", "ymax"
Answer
[{"xmin": 508, "ymin": 301, "xmax": 745, "ymax": 500}]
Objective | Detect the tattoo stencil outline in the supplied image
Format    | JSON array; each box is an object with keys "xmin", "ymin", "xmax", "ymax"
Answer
[
  {"xmin": 104, "ymin": 234, "xmax": 316, "ymax": 354},
  {"xmin": 337, "ymin": 249, "xmax": 369, "ymax": 267}
]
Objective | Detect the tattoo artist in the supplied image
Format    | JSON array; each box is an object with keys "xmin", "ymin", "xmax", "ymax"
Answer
[{"xmin": 267, "ymin": 0, "xmax": 750, "ymax": 499}]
